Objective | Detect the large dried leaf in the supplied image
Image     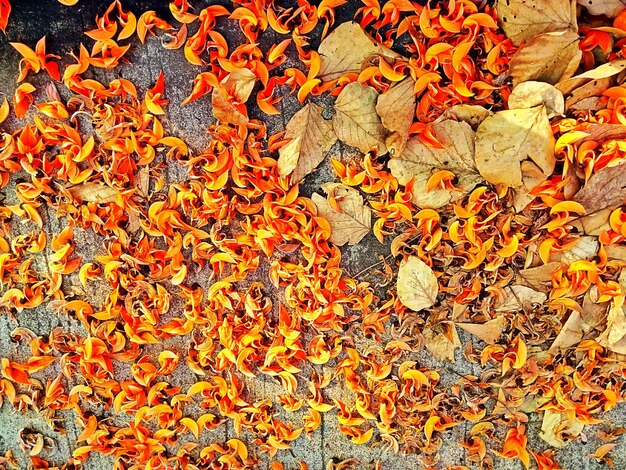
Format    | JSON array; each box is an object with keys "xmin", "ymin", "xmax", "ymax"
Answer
[
  {"xmin": 333, "ymin": 82, "xmax": 387, "ymax": 154},
  {"xmin": 551, "ymin": 236, "xmax": 599, "ymax": 264},
  {"xmin": 424, "ymin": 323, "xmax": 461, "ymax": 362},
  {"xmin": 475, "ymin": 106, "xmax": 555, "ymax": 188},
  {"xmin": 496, "ymin": 0, "xmax": 577, "ymax": 45},
  {"xmin": 509, "ymin": 30, "xmax": 582, "ymax": 86},
  {"xmin": 222, "ymin": 68, "xmax": 256, "ymax": 103},
  {"xmin": 397, "ymin": 256, "xmax": 438, "ymax": 312},
  {"xmin": 312, "ymin": 183, "xmax": 371, "ymax": 246},
  {"xmin": 439, "ymin": 104, "xmax": 493, "ymax": 129},
  {"xmin": 508, "ymin": 81, "xmax": 564, "ymax": 118},
  {"xmin": 376, "ymin": 77, "xmax": 416, "ymax": 157},
  {"xmin": 557, "ymin": 60, "xmax": 626, "ymax": 95},
  {"xmin": 517, "ymin": 262, "xmax": 562, "ymax": 292},
  {"xmin": 67, "ymin": 183, "xmax": 120, "ymax": 204},
  {"xmin": 577, "ymin": 0, "xmax": 626, "ymax": 17},
  {"xmin": 277, "ymin": 103, "xmax": 337, "ymax": 182},
  {"xmin": 578, "ymin": 124, "xmax": 626, "ymax": 144},
  {"xmin": 496, "ymin": 285, "xmax": 547, "ymax": 312},
  {"xmin": 318, "ymin": 22, "xmax": 400, "ymax": 81},
  {"xmin": 512, "ymin": 160, "xmax": 546, "ymax": 211},
  {"xmin": 212, "ymin": 89, "xmax": 248, "ymax": 126},
  {"xmin": 597, "ymin": 273, "xmax": 626, "ymax": 355},
  {"xmin": 573, "ymin": 162, "xmax": 626, "ymax": 214},
  {"xmin": 540, "ymin": 411, "xmax": 583, "ymax": 448},
  {"xmin": 457, "ymin": 316, "xmax": 506, "ymax": 344},
  {"xmin": 388, "ymin": 120, "xmax": 481, "ymax": 208}
]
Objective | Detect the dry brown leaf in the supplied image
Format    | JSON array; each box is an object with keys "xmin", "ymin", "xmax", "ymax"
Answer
[
  {"xmin": 475, "ymin": 106, "xmax": 555, "ymax": 188},
  {"xmin": 540, "ymin": 410, "xmax": 584, "ymax": 448},
  {"xmin": 550, "ymin": 311, "xmax": 585, "ymax": 352},
  {"xmin": 212, "ymin": 88, "xmax": 248, "ymax": 126},
  {"xmin": 424, "ymin": 322, "xmax": 461, "ymax": 362},
  {"xmin": 222, "ymin": 68, "xmax": 256, "ymax": 103},
  {"xmin": 456, "ymin": 316, "xmax": 506, "ymax": 344},
  {"xmin": 388, "ymin": 120, "xmax": 481, "ymax": 208},
  {"xmin": 496, "ymin": 0, "xmax": 577, "ymax": 45},
  {"xmin": 578, "ymin": 124, "xmax": 626, "ymax": 144},
  {"xmin": 512, "ymin": 160, "xmax": 545, "ymax": 212},
  {"xmin": 573, "ymin": 162, "xmax": 626, "ymax": 215},
  {"xmin": 376, "ymin": 77, "xmax": 416, "ymax": 157},
  {"xmin": 517, "ymin": 262, "xmax": 562, "ymax": 292},
  {"xmin": 438, "ymin": 104, "xmax": 493, "ymax": 128},
  {"xmin": 397, "ymin": 255, "xmax": 438, "ymax": 311},
  {"xmin": 557, "ymin": 59, "xmax": 626, "ymax": 95},
  {"xmin": 509, "ymin": 30, "xmax": 582, "ymax": 86},
  {"xmin": 136, "ymin": 166, "xmax": 150, "ymax": 197},
  {"xmin": 67, "ymin": 183, "xmax": 121, "ymax": 204},
  {"xmin": 571, "ymin": 208, "xmax": 613, "ymax": 236},
  {"xmin": 605, "ymin": 244, "xmax": 626, "ymax": 264},
  {"xmin": 318, "ymin": 22, "xmax": 400, "ymax": 81},
  {"xmin": 497, "ymin": 285, "xmax": 547, "ymax": 312},
  {"xmin": 277, "ymin": 103, "xmax": 337, "ymax": 182},
  {"xmin": 508, "ymin": 81, "xmax": 564, "ymax": 118},
  {"xmin": 577, "ymin": 0, "xmax": 626, "ymax": 17},
  {"xmin": 312, "ymin": 183, "xmax": 371, "ymax": 246},
  {"xmin": 550, "ymin": 236, "xmax": 599, "ymax": 264},
  {"xmin": 565, "ymin": 78, "xmax": 611, "ymax": 110},
  {"xmin": 333, "ymin": 82, "xmax": 387, "ymax": 154},
  {"xmin": 597, "ymin": 272, "xmax": 626, "ymax": 354}
]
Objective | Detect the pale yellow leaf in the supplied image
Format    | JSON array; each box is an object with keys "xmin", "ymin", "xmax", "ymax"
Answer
[
  {"xmin": 318, "ymin": 22, "xmax": 401, "ymax": 81},
  {"xmin": 573, "ymin": 161, "xmax": 626, "ymax": 215},
  {"xmin": 424, "ymin": 323, "xmax": 461, "ymax": 362},
  {"xmin": 516, "ymin": 262, "xmax": 562, "ymax": 293},
  {"xmin": 211, "ymin": 89, "xmax": 248, "ymax": 126},
  {"xmin": 388, "ymin": 120, "xmax": 481, "ymax": 208},
  {"xmin": 577, "ymin": 0, "xmax": 626, "ymax": 17},
  {"xmin": 277, "ymin": 103, "xmax": 337, "ymax": 182},
  {"xmin": 508, "ymin": 81, "xmax": 564, "ymax": 118},
  {"xmin": 456, "ymin": 316, "xmax": 506, "ymax": 344},
  {"xmin": 376, "ymin": 77, "xmax": 416, "ymax": 157},
  {"xmin": 496, "ymin": 0, "xmax": 577, "ymax": 45},
  {"xmin": 67, "ymin": 183, "xmax": 120, "ymax": 204},
  {"xmin": 597, "ymin": 303, "xmax": 626, "ymax": 354},
  {"xmin": 312, "ymin": 183, "xmax": 371, "ymax": 246},
  {"xmin": 475, "ymin": 106, "xmax": 555, "ymax": 188},
  {"xmin": 509, "ymin": 30, "xmax": 582, "ymax": 86},
  {"xmin": 540, "ymin": 410, "xmax": 583, "ymax": 448},
  {"xmin": 222, "ymin": 68, "xmax": 256, "ymax": 103},
  {"xmin": 496, "ymin": 285, "xmax": 547, "ymax": 312},
  {"xmin": 550, "ymin": 236, "xmax": 599, "ymax": 264},
  {"xmin": 333, "ymin": 82, "xmax": 387, "ymax": 154},
  {"xmin": 439, "ymin": 104, "xmax": 493, "ymax": 128},
  {"xmin": 397, "ymin": 256, "xmax": 438, "ymax": 311},
  {"xmin": 512, "ymin": 160, "xmax": 545, "ymax": 212}
]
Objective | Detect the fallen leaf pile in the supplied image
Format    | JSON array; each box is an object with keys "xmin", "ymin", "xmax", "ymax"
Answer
[{"xmin": 1, "ymin": 0, "xmax": 626, "ymax": 469}]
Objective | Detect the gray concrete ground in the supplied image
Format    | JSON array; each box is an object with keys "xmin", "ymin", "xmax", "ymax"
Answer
[{"xmin": 0, "ymin": 1, "xmax": 625, "ymax": 469}]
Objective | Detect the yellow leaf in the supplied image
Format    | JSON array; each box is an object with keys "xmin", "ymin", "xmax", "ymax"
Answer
[
  {"xmin": 333, "ymin": 82, "xmax": 387, "ymax": 154},
  {"xmin": 277, "ymin": 103, "xmax": 337, "ymax": 182},
  {"xmin": 318, "ymin": 22, "xmax": 401, "ymax": 81},
  {"xmin": 456, "ymin": 316, "xmax": 506, "ymax": 344},
  {"xmin": 495, "ymin": 0, "xmax": 577, "ymax": 46},
  {"xmin": 508, "ymin": 81, "xmax": 564, "ymax": 118},
  {"xmin": 376, "ymin": 77, "xmax": 415, "ymax": 157},
  {"xmin": 389, "ymin": 120, "xmax": 481, "ymax": 208},
  {"xmin": 475, "ymin": 106, "xmax": 555, "ymax": 188},
  {"xmin": 312, "ymin": 183, "xmax": 371, "ymax": 246},
  {"xmin": 66, "ymin": 183, "xmax": 121, "ymax": 204},
  {"xmin": 397, "ymin": 256, "xmax": 438, "ymax": 311},
  {"xmin": 509, "ymin": 30, "xmax": 582, "ymax": 86}
]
